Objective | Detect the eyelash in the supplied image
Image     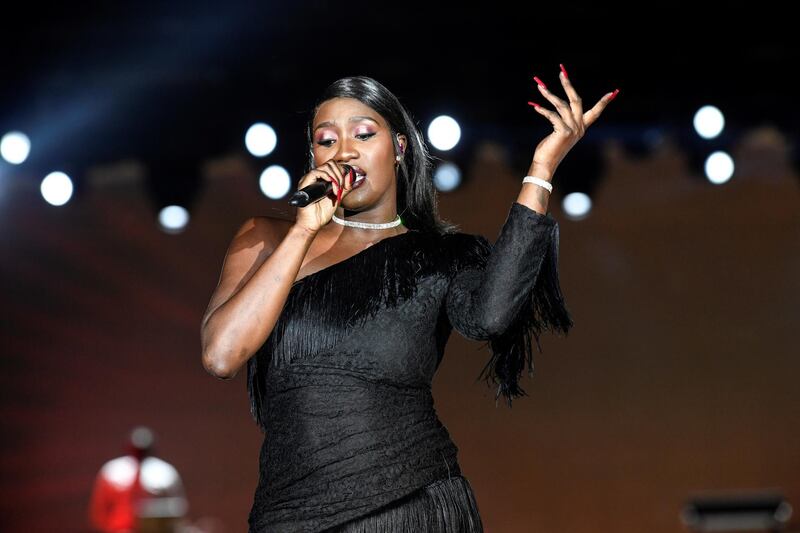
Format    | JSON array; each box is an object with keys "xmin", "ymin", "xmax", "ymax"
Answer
[{"xmin": 316, "ymin": 133, "xmax": 375, "ymax": 147}]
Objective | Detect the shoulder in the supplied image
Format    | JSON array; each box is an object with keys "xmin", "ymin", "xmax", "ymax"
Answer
[
  {"xmin": 440, "ymin": 231, "xmax": 491, "ymax": 253},
  {"xmin": 429, "ymin": 231, "xmax": 492, "ymax": 271},
  {"xmin": 232, "ymin": 215, "xmax": 290, "ymax": 253},
  {"xmin": 440, "ymin": 231, "xmax": 489, "ymax": 246}
]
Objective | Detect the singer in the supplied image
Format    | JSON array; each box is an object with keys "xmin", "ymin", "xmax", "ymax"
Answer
[{"xmin": 201, "ymin": 71, "xmax": 617, "ymax": 532}]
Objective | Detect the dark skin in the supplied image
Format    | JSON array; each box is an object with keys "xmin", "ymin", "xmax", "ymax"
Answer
[
  {"xmin": 289, "ymin": 96, "xmax": 410, "ymax": 281},
  {"xmin": 201, "ymin": 67, "xmax": 616, "ymax": 378},
  {"xmin": 199, "ymin": 97, "xmax": 410, "ymax": 377}
]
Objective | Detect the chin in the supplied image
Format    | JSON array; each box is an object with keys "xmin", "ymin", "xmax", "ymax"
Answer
[
  {"xmin": 342, "ymin": 187, "xmax": 370, "ymax": 206},
  {"xmin": 341, "ymin": 193, "xmax": 367, "ymax": 209}
]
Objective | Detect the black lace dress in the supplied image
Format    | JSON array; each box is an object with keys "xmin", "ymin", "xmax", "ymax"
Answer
[{"xmin": 246, "ymin": 201, "xmax": 574, "ymax": 532}]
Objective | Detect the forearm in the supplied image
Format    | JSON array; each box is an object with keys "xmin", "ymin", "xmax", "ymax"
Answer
[
  {"xmin": 201, "ymin": 223, "xmax": 317, "ymax": 378},
  {"xmin": 446, "ymin": 201, "xmax": 557, "ymax": 338}
]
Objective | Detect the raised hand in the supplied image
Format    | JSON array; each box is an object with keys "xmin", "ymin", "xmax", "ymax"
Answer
[{"xmin": 527, "ymin": 63, "xmax": 619, "ymax": 180}]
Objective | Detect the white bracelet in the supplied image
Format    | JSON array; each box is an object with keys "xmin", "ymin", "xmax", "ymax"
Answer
[{"xmin": 522, "ymin": 176, "xmax": 553, "ymax": 193}]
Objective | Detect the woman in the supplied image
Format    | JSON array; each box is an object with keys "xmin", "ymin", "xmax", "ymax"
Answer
[{"xmin": 201, "ymin": 70, "xmax": 617, "ymax": 532}]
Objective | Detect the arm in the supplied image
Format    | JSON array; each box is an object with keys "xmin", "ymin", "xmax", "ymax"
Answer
[
  {"xmin": 200, "ymin": 217, "xmax": 317, "ymax": 379},
  {"xmin": 445, "ymin": 201, "xmax": 574, "ymax": 406},
  {"xmin": 449, "ymin": 63, "xmax": 612, "ymax": 405}
]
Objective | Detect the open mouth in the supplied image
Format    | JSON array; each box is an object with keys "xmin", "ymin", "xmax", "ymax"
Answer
[{"xmin": 352, "ymin": 171, "xmax": 367, "ymax": 188}]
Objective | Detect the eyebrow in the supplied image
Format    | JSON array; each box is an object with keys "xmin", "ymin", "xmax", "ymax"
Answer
[{"xmin": 313, "ymin": 116, "xmax": 379, "ymax": 132}]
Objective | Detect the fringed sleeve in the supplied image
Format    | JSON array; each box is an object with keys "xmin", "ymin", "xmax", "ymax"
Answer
[{"xmin": 445, "ymin": 201, "xmax": 574, "ymax": 407}]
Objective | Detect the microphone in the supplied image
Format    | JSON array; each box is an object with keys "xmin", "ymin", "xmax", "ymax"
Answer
[{"xmin": 288, "ymin": 164, "xmax": 353, "ymax": 207}]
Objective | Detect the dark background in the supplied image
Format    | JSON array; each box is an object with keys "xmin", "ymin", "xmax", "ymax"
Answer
[
  {"xmin": 2, "ymin": 2, "xmax": 798, "ymax": 532},
  {"xmin": 2, "ymin": 2, "xmax": 795, "ymax": 199}
]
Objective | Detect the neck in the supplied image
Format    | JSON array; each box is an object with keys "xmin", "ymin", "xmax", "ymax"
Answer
[
  {"xmin": 331, "ymin": 210, "xmax": 405, "ymax": 239},
  {"xmin": 335, "ymin": 207, "xmax": 397, "ymax": 223}
]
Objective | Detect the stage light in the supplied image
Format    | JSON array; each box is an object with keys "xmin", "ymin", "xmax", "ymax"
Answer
[
  {"xmin": 245, "ymin": 122, "xmax": 277, "ymax": 157},
  {"xmin": 562, "ymin": 191, "xmax": 592, "ymax": 220},
  {"xmin": 1, "ymin": 131, "xmax": 31, "ymax": 164},
  {"xmin": 158, "ymin": 205, "xmax": 190, "ymax": 233},
  {"xmin": 693, "ymin": 105, "xmax": 725, "ymax": 140},
  {"xmin": 433, "ymin": 162, "xmax": 461, "ymax": 191},
  {"xmin": 260, "ymin": 164, "xmax": 291, "ymax": 200},
  {"xmin": 40, "ymin": 171, "xmax": 74, "ymax": 206},
  {"xmin": 143, "ymin": 159, "xmax": 200, "ymax": 231},
  {"xmin": 704, "ymin": 150, "xmax": 734, "ymax": 184},
  {"xmin": 427, "ymin": 115, "xmax": 461, "ymax": 151}
]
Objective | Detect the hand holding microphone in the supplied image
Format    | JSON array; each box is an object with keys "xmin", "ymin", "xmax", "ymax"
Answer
[{"xmin": 291, "ymin": 161, "xmax": 355, "ymax": 234}]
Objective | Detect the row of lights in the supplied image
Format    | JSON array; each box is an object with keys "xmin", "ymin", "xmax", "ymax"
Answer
[
  {"xmin": 1, "ymin": 104, "xmax": 732, "ymax": 231},
  {"xmin": 0, "ymin": 115, "xmax": 466, "ymax": 232},
  {"xmin": 692, "ymin": 104, "xmax": 734, "ymax": 185},
  {"xmin": 0, "ymin": 130, "xmax": 188, "ymax": 232},
  {"xmin": 536, "ymin": 104, "xmax": 733, "ymax": 221},
  {"xmin": 244, "ymin": 115, "xmax": 466, "ymax": 206},
  {"xmin": 1, "ymin": 131, "xmax": 76, "ymax": 207}
]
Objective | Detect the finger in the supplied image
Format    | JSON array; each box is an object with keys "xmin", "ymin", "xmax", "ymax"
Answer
[
  {"xmin": 322, "ymin": 162, "xmax": 344, "ymax": 198},
  {"xmin": 341, "ymin": 164, "xmax": 354, "ymax": 191},
  {"xmin": 328, "ymin": 161, "xmax": 355, "ymax": 196},
  {"xmin": 558, "ymin": 66, "xmax": 584, "ymax": 126},
  {"xmin": 332, "ymin": 163, "xmax": 356, "ymax": 202},
  {"xmin": 340, "ymin": 170, "xmax": 354, "ymax": 205},
  {"xmin": 533, "ymin": 76, "xmax": 578, "ymax": 130},
  {"xmin": 308, "ymin": 169, "xmax": 338, "ymax": 198},
  {"xmin": 527, "ymin": 101, "xmax": 572, "ymax": 134},
  {"xmin": 324, "ymin": 161, "xmax": 344, "ymax": 189},
  {"xmin": 301, "ymin": 170, "xmax": 329, "ymax": 186},
  {"xmin": 326, "ymin": 173, "xmax": 340, "ymax": 199},
  {"xmin": 583, "ymin": 89, "xmax": 619, "ymax": 128}
]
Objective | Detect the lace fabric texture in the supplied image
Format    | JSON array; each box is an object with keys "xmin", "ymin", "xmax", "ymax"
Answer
[{"xmin": 246, "ymin": 202, "xmax": 573, "ymax": 532}]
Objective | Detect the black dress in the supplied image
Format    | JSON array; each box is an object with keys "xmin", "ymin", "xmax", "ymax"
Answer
[{"xmin": 246, "ymin": 201, "xmax": 574, "ymax": 532}]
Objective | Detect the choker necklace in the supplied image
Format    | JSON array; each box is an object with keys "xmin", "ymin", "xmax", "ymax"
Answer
[{"xmin": 332, "ymin": 213, "xmax": 402, "ymax": 229}]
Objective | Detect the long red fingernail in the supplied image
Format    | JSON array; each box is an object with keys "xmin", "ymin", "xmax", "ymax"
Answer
[
  {"xmin": 533, "ymin": 76, "xmax": 547, "ymax": 90},
  {"xmin": 559, "ymin": 63, "xmax": 569, "ymax": 79},
  {"xmin": 608, "ymin": 88, "xmax": 620, "ymax": 101},
  {"xmin": 337, "ymin": 183, "xmax": 342, "ymax": 204},
  {"xmin": 527, "ymin": 101, "xmax": 541, "ymax": 109}
]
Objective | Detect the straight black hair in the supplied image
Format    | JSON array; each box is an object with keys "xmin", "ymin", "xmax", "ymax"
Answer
[{"xmin": 305, "ymin": 75, "xmax": 459, "ymax": 235}]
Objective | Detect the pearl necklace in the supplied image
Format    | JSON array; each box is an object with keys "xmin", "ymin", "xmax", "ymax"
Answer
[{"xmin": 332, "ymin": 213, "xmax": 402, "ymax": 229}]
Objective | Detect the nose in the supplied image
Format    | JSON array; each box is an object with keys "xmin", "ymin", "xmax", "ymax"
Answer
[{"xmin": 334, "ymin": 136, "xmax": 359, "ymax": 161}]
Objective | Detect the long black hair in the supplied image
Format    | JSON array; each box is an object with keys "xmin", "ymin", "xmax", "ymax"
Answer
[{"xmin": 304, "ymin": 75, "xmax": 459, "ymax": 235}]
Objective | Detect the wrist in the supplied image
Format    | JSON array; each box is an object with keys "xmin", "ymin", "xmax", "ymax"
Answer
[
  {"xmin": 291, "ymin": 223, "xmax": 319, "ymax": 240},
  {"xmin": 527, "ymin": 163, "xmax": 555, "ymax": 182},
  {"xmin": 522, "ymin": 176, "xmax": 552, "ymax": 193}
]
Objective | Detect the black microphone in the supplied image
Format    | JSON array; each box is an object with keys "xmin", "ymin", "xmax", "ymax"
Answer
[{"xmin": 288, "ymin": 164, "xmax": 353, "ymax": 207}]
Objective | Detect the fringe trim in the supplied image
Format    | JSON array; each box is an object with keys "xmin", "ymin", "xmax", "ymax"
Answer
[
  {"xmin": 246, "ymin": 218, "xmax": 574, "ymax": 429},
  {"xmin": 477, "ymin": 217, "xmax": 575, "ymax": 408},
  {"xmin": 247, "ymin": 230, "xmax": 467, "ymax": 432},
  {"xmin": 329, "ymin": 476, "xmax": 483, "ymax": 533}
]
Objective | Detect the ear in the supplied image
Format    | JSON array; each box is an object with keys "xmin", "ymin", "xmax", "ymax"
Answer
[{"xmin": 396, "ymin": 133, "xmax": 407, "ymax": 154}]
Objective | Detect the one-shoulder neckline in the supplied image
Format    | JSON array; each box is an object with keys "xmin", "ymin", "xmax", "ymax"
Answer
[{"xmin": 291, "ymin": 229, "xmax": 418, "ymax": 287}]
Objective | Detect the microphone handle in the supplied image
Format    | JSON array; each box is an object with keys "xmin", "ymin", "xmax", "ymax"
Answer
[{"xmin": 288, "ymin": 164, "xmax": 352, "ymax": 207}]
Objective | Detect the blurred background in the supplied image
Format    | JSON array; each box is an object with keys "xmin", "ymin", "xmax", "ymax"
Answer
[{"xmin": 1, "ymin": 1, "xmax": 798, "ymax": 532}]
